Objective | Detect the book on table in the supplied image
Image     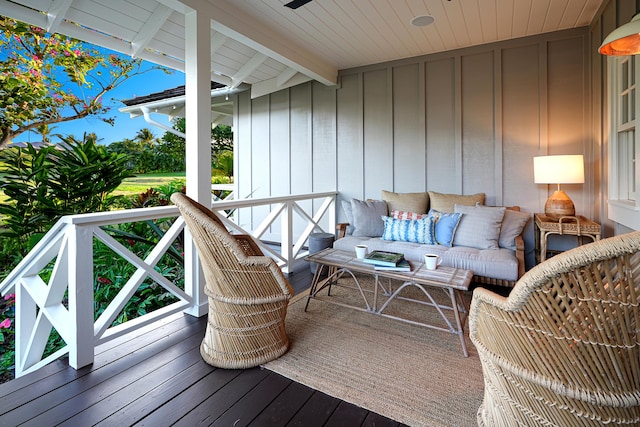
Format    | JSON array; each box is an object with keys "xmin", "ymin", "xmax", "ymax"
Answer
[
  {"xmin": 362, "ymin": 250, "xmax": 404, "ymax": 267},
  {"xmin": 374, "ymin": 259, "xmax": 411, "ymax": 272}
]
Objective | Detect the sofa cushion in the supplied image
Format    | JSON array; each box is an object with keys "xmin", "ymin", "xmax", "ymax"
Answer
[
  {"xmin": 499, "ymin": 209, "xmax": 530, "ymax": 250},
  {"xmin": 333, "ymin": 236, "xmax": 519, "ymax": 282},
  {"xmin": 453, "ymin": 204, "xmax": 506, "ymax": 249},
  {"xmin": 381, "ymin": 215, "xmax": 435, "ymax": 244},
  {"xmin": 390, "ymin": 209, "xmax": 425, "ymax": 220},
  {"xmin": 428, "ymin": 210, "xmax": 463, "ymax": 247},
  {"xmin": 382, "ymin": 190, "xmax": 429, "ymax": 214},
  {"xmin": 428, "ymin": 191, "xmax": 485, "ymax": 213},
  {"xmin": 350, "ymin": 198, "xmax": 388, "ymax": 237}
]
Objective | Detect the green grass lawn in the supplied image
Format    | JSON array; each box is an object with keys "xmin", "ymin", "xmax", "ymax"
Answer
[{"xmin": 112, "ymin": 172, "xmax": 186, "ymax": 196}]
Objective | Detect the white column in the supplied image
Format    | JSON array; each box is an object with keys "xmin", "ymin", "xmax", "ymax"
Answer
[{"xmin": 183, "ymin": 8, "xmax": 211, "ymax": 317}]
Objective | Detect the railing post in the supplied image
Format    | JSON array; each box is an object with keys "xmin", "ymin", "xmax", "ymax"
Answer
[
  {"xmin": 67, "ymin": 224, "xmax": 95, "ymax": 369},
  {"xmin": 183, "ymin": 230, "xmax": 208, "ymax": 317},
  {"xmin": 281, "ymin": 201, "xmax": 294, "ymax": 274}
]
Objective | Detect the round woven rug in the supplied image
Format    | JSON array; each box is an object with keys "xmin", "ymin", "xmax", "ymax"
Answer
[{"xmin": 263, "ymin": 275, "xmax": 485, "ymax": 427}]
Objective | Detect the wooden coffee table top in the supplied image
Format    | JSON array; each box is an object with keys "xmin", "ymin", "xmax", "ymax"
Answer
[{"xmin": 307, "ymin": 248, "xmax": 472, "ymax": 291}]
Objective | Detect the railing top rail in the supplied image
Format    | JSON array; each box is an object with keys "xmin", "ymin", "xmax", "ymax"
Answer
[
  {"xmin": 208, "ymin": 191, "xmax": 338, "ymax": 210},
  {"xmin": 62, "ymin": 206, "xmax": 180, "ymax": 226}
]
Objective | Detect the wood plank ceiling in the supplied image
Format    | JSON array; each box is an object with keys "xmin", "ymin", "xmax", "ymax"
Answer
[{"xmin": 1, "ymin": 0, "xmax": 606, "ymax": 98}]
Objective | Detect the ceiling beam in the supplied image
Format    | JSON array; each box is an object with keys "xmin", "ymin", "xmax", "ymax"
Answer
[
  {"xmin": 183, "ymin": 0, "xmax": 336, "ymax": 86},
  {"xmin": 131, "ymin": 4, "xmax": 174, "ymax": 57},
  {"xmin": 46, "ymin": 0, "xmax": 73, "ymax": 33},
  {"xmin": 231, "ymin": 52, "xmax": 267, "ymax": 88}
]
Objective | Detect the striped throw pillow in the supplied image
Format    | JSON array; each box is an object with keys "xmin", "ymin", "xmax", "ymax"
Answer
[{"xmin": 381, "ymin": 215, "xmax": 435, "ymax": 244}]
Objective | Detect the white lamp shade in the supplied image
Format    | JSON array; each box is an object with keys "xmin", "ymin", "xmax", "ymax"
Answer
[
  {"xmin": 533, "ymin": 155, "xmax": 585, "ymax": 184},
  {"xmin": 599, "ymin": 13, "xmax": 640, "ymax": 56}
]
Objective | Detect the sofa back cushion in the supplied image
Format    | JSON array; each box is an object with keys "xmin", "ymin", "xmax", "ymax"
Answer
[
  {"xmin": 381, "ymin": 190, "xmax": 429, "ymax": 214},
  {"xmin": 350, "ymin": 198, "xmax": 388, "ymax": 237},
  {"xmin": 499, "ymin": 209, "xmax": 530, "ymax": 250},
  {"xmin": 428, "ymin": 191, "xmax": 485, "ymax": 213},
  {"xmin": 453, "ymin": 204, "xmax": 506, "ymax": 249}
]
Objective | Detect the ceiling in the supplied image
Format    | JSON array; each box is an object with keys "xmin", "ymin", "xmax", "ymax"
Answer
[{"xmin": 1, "ymin": 0, "xmax": 606, "ymax": 99}]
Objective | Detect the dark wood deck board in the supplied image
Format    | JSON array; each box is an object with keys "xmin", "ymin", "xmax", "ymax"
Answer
[{"xmin": 0, "ymin": 264, "xmax": 403, "ymax": 427}]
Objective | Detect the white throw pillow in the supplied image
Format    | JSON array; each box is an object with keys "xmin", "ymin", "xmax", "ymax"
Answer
[{"xmin": 453, "ymin": 204, "xmax": 506, "ymax": 249}]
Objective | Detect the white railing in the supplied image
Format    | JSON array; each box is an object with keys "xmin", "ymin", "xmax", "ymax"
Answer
[{"xmin": 0, "ymin": 192, "xmax": 337, "ymax": 377}]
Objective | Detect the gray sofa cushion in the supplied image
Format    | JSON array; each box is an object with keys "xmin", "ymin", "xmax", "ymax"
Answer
[
  {"xmin": 453, "ymin": 204, "xmax": 506, "ymax": 250},
  {"xmin": 334, "ymin": 235, "xmax": 519, "ymax": 282},
  {"xmin": 350, "ymin": 198, "xmax": 388, "ymax": 237}
]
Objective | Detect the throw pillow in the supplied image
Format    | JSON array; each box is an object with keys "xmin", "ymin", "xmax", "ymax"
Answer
[
  {"xmin": 499, "ymin": 209, "xmax": 530, "ymax": 250},
  {"xmin": 341, "ymin": 200, "xmax": 355, "ymax": 235},
  {"xmin": 453, "ymin": 203, "xmax": 506, "ymax": 249},
  {"xmin": 428, "ymin": 209, "xmax": 463, "ymax": 247},
  {"xmin": 381, "ymin": 190, "xmax": 429, "ymax": 214},
  {"xmin": 350, "ymin": 198, "xmax": 388, "ymax": 237},
  {"xmin": 390, "ymin": 209, "xmax": 425, "ymax": 220},
  {"xmin": 428, "ymin": 191, "xmax": 485, "ymax": 213},
  {"xmin": 381, "ymin": 215, "xmax": 436, "ymax": 244}
]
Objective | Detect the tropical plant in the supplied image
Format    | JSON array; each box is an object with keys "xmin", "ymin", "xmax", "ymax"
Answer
[
  {"xmin": 0, "ymin": 134, "xmax": 131, "ymax": 254},
  {"xmin": 0, "ymin": 17, "xmax": 170, "ymax": 149}
]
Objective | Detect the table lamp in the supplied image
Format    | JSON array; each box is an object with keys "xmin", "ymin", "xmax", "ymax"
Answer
[{"xmin": 533, "ymin": 155, "xmax": 584, "ymax": 218}]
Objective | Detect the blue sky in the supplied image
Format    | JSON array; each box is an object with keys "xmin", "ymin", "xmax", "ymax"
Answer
[{"xmin": 11, "ymin": 51, "xmax": 186, "ymax": 146}]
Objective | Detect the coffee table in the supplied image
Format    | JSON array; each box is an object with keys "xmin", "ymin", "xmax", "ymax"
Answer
[{"xmin": 305, "ymin": 248, "xmax": 473, "ymax": 357}]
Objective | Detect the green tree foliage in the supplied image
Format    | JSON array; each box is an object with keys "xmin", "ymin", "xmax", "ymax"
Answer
[
  {"xmin": 0, "ymin": 17, "xmax": 170, "ymax": 149},
  {"xmin": 155, "ymin": 118, "xmax": 186, "ymax": 172},
  {"xmin": 0, "ymin": 134, "xmax": 131, "ymax": 253},
  {"xmin": 106, "ymin": 128, "xmax": 160, "ymax": 173}
]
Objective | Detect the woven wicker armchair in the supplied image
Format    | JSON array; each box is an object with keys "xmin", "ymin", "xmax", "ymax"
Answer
[
  {"xmin": 469, "ymin": 231, "xmax": 640, "ymax": 426},
  {"xmin": 171, "ymin": 193, "xmax": 294, "ymax": 369}
]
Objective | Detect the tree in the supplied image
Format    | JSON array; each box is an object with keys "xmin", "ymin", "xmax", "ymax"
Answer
[
  {"xmin": 0, "ymin": 17, "xmax": 170, "ymax": 149},
  {"xmin": 156, "ymin": 119, "xmax": 186, "ymax": 172}
]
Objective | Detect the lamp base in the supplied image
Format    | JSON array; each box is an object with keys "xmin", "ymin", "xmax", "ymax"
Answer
[{"xmin": 544, "ymin": 190, "xmax": 575, "ymax": 218}]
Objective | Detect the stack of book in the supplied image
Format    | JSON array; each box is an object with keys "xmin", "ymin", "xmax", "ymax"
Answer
[{"xmin": 362, "ymin": 250, "xmax": 410, "ymax": 271}]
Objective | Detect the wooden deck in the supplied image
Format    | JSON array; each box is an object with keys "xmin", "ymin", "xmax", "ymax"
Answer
[{"xmin": 0, "ymin": 264, "xmax": 405, "ymax": 427}]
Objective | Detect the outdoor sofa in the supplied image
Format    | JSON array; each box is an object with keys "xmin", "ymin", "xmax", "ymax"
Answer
[{"xmin": 333, "ymin": 191, "xmax": 529, "ymax": 287}]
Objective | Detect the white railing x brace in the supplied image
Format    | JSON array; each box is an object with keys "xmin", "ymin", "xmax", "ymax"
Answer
[{"xmin": 0, "ymin": 192, "xmax": 336, "ymax": 377}]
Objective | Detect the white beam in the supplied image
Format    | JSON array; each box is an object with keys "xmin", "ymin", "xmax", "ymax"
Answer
[
  {"xmin": 277, "ymin": 67, "xmax": 299, "ymax": 87},
  {"xmin": 231, "ymin": 52, "xmax": 267, "ymax": 88},
  {"xmin": 251, "ymin": 73, "xmax": 313, "ymax": 99},
  {"xmin": 182, "ymin": 0, "xmax": 337, "ymax": 86},
  {"xmin": 131, "ymin": 4, "xmax": 174, "ymax": 57},
  {"xmin": 46, "ymin": 0, "xmax": 73, "ymax": 33}
]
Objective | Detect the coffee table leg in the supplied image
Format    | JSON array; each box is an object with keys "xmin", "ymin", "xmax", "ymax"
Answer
[
  {"xmin": 448, "ymin": 288, "xmax": 468, "ymax": 357},
  {"xmin": 305, "ymin": 265, "xmax": 324, "ymax": 311}
]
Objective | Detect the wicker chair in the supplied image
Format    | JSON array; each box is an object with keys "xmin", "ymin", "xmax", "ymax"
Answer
[
  {"xmin": 171, "ymin": 192, "xmax": 294, "ymax": 369},
  {"xmin": 469, "ymin": 231, "xmax": 640, "ymax": 426}
]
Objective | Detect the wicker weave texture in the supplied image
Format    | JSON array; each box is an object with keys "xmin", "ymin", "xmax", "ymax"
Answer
[
  {"xmin": 469, "ymin": 231, "xmax": 640, "ymax": 426},
  {"xmin": 171, "ymin": 193, "xmax": 293, "ymax": 369}
]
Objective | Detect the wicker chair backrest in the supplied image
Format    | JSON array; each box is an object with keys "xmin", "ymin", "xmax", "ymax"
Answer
[
  {"xmin": 171, "ymin": 192, "xmax": 293, "ymax": 301},
  {"xmin": 470, "ymin": 231, "xmax": 640, "ymax": 425}
]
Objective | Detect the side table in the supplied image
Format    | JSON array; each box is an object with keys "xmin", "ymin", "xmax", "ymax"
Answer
[{"xmin": 534, "ymin": 214, "xmax": 601, "ymax": 262}]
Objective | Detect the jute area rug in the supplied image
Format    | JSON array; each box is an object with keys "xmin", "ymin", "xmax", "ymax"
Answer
[{"xmin": 263, "ymin": 275, "xmax": 485, "ymax": 427}]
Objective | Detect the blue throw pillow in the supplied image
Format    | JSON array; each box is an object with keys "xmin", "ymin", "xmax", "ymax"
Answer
[
  {"xmin": 428, "ymin": 209, "xmax": 463, "ymax": 247},
  {"xmin": 381, "ymin": 215, "xmax": 435, "ymax": 244}
]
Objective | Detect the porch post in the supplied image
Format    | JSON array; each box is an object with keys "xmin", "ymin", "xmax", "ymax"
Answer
[
  {"xmin": 183, "ymin": 8, "xmax": 211, "ymax": 317},
  {"xmin": 67, "ymin": 224, "xmax": 95, "ymax": 369}
]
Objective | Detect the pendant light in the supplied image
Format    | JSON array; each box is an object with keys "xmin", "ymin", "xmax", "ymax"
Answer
[{"xmin": 599, "ymin": 13, "xmax": 640, "ymax": 56}]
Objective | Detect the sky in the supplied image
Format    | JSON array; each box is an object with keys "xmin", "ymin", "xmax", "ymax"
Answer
[
  {"xmin": 10, "ymin": 42, "xmax": 186, "ymax": 146},
  {"xmin": 14, "ymin": 65, "xmax": 186, "ymax": 146}
]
